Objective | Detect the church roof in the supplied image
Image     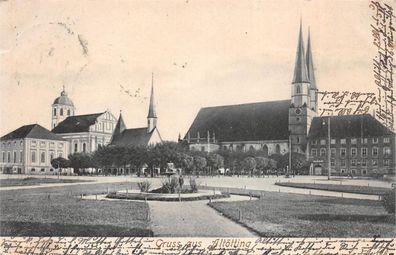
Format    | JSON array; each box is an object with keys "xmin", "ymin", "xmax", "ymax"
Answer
[
  {"xmin": 53, "ymin": 90, "xmax": 74, "ymax": 107},
  {"xmin": 1, "ymin": 124, "xmax": 65, "ymax": 141},
  {"xmin": 185, "ymin": 100, "xmax": 291, "ymax": 142},
  {"xmin": 292, "ymin": 22, "xmax": 310, "ymax": 84},
  {"xmin": 52, "ymin": 112, "xmax": 104, "ymax": 134},
  {"xmin": 308, "ymin": 114, "xmax": 394, "ymax": 139},
  {"xmin": 110, "ymin": 127, "xmax": 156, "ymax": 147}
]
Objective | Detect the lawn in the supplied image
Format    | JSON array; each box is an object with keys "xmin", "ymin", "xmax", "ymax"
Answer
[
  {"xmin": 0, "ymin": 182, "xmax": 152, "ymax": 236},
  {"xmin": 0, "ymin": 177, "xmax": 92, "ymax": 187},
  {"xmin": 275, "ymin": 182, "xmax": 392, "ymax": 195},
  {"xmin": 210, "ymin": 191, "xmax": 395, "ymax": 237}
]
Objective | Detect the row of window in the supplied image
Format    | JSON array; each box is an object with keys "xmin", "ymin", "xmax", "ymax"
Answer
[
  {"xmin": 30, "ymin": 151, "xmax": 62, "ymax": 164},
  {"xmin": 329, "ymin": 159, "xmax": 392, "ymax": 167},
  {"xmin": 53, "ymin": 108, "xmax": 72, "ymax": 117},
  {"xmin": 2, "ymin": 151, "xmax": 23, "ymax": 163},
  {"xmin": 221, "ymin": 144, "xmax": 282, "ymax": 153},
  {"xmin": 311, "ymin": 147, "xmax": 391, "ymax": 157},
  {"xmin": 93, "ymin": 122, "xmax": 114, "ymax": 132},
  {"xmin": 1, "ymin": 141, "xmax": 24, "ymax": 148},
  {"xmin": 312, "ymin": 137, "xmax": 390, "ymax": 145},
  {"xmin": 31, "ymin": 141, "xmax": 63, "ymax": 148}
]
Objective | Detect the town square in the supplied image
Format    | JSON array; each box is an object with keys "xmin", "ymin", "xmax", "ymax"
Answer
[{"xmin": 0, "ymin": 0, "xmax": 395, "ymax": 249}]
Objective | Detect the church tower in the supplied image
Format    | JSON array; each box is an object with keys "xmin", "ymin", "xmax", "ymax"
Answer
[
  {"xmin": 147, "ymin": 73, "xmax": 157, "ymax": 133},
  {"xmin": 306, "ymin": 29, "xmax": 318, "ymax": 112},
  {"xmin": 288, "ymin": 22, "xmax": 317, "ymax": 153},
  {"xmin": 51, "ymin": 86, "xmax": 75, "ymax": 129}
]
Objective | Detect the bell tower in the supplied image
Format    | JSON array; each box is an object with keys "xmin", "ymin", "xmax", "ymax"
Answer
[
  {"xmin": 51, "ymin": 86, "xmax": 75, "ymax": 129},
  {"xmin": 288, "ymin": 21, "xmax": 317, "ymax": 153}
]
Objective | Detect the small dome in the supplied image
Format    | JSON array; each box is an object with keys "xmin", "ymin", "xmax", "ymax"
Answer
[{"xmin": 53, "ymin": 90, "xmax": 74, "ymax": 106}]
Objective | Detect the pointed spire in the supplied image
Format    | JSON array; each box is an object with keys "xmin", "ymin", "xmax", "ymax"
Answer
[
  {"xmin": 306, "ymin": 28, "xmax": 317, "ymax": 89},
  {"xmin": 114, "ymin": 111, "xmax": 126, "ymax": 135},
  {"xmin": 147, "ymin": 73, "xmax": 157, "ymax": 118},
  {"xmin": 292, "ymin": 20, "xmax": 310, "ymax": 84}
]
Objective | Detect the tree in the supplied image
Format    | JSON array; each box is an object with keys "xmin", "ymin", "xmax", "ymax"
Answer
[
  {"xmin": 126, "ymin": 146, "xmax": 147, "ymax": 174},
  {"xmin": 207, "ymin": 153, "xmax": 224, "ymax": 175},
  {"xmin": 241, "ymin": 157, "xmax": 256, "ymax": 176},
  {"xmin": 147, "ymin": 141, "xmax": 184, "ymax": 174},
  {"xmin": 51, "ymin": 157, "xmax": 71, "ymax": 174},
  {"xmin": 255, "ymin": 156, "xmax": 269, "ymax": 176},
  {"xmin": 92, "ymin": 146, "xmax": 115, "ymax": 174},
  {"xmin": 193, "ymin": 156, "xmax": 207, "ymax": 176},
  {"xmin": 175, "ymin": 153, "xmax": 194, "ymax": 174},
  {"xmin": 68, "ymin": 153, "xmax": 93, "ymax": 175},
  {"xmin": 287, "ymin": 152, "xmax": 310, "ymax": 174},
  {"xmin": 269, "ymin": 153, "xmax": 287, "ymax": 170}
]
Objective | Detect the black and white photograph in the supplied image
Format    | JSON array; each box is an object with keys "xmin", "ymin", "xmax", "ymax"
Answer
[{"xmin": 0, "ymin": 0, "xmax": 395, "ymax": 254}]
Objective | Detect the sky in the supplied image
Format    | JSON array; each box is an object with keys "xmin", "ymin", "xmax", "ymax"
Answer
[{"xmin": 0, "ymin": 0, "xmax": 390, "ymax": 141}]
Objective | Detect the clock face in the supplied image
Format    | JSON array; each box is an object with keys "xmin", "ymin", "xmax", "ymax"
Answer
[{"xmin": 295, "ymin": 108, "xmax": 302, "ymax": 115}]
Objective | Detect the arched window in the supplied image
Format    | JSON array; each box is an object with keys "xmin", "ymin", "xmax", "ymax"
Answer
[
  {"xmin": 67, "ymin": 109, "xmax": 71, "ymax": 116},
  {"xmin": 60, "ymin": 108, "xmax": 63, "ymax": 116},
  {"xmin": 275, "ymin": 144, "xmax": 281, "ymax": 154},
  {"xmin": 249, "ymin": 145, "xmax": 255, "ymax": 151},
  {"xmin": 296, "ymin": 85, "xmax": 301, "ymax": 94},
  {"xmin": 83, "ymin": 143, "xmax": 86, "ymax": 153},
  {"xmin": 262, "ymin": 145, "xmax": 269, "ymax": 156},
  {"xmin": 50, "ymin": 153, "xmax": 54, "ymax": 161},
  {"xmin": 74, "ymin": 143, "xmax": 78, "ymax": 153},
  {"xmin": 296, "ymin": 137, "xmax": 300, "ymax": 144},
  {"xmin": 53, "ymin": 108, "xmax": 57, "ymax": 116},
  {"xmin": 41, "ymin": 152, "xmax": 45, "ymax": 163}
]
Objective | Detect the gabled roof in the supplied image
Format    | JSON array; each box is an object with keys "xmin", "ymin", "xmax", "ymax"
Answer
[
  {"xmin": 308, "ymin": 114, "xmax": 395, "ymax": 139},
  {"xmin": 110, "ymin": 127, "xmax": 156, "ymax": 147},
  {"xmin": 184, "ymin": 100, "xmax": 291, "ymax": 142},
  {"xmin": 1, "ymin": 124, "xmax": 65, "ymax": 141},
  {"xmin": 52, "ymin": 112, "xmax": 104, "ymax": 133}
]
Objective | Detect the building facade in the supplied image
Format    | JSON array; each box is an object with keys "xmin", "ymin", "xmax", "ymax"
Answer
[
  {"xmin": 308, "ymin": 114, "xmax": 395, "ymax": 176},
  {"xmin": 51, "ymin": 86, "xmax": 117, "ymax": 154},
  {"xmin": 52, "ymin": 111, "xmax": 117, "ymax": 154},
  {"xmin": 0, "ymin": 124, "xmax": 69, "ymax": 175}
]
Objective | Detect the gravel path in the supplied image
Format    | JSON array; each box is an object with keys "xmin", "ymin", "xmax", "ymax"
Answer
[{"xmin": 148, "ymin": 196, "xmax": 256, "ymax": 237}]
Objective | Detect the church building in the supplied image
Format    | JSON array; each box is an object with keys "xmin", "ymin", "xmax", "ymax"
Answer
[
  {"xmin": 183, "ymin": 22, "xmax": 318, "ymax": 157},
  {"xmin": 110, "ymin": 74, "xmax": 162, "ymax": 147},
  {"xmin": 51, "ymin": 87, "xmax": 118, "ymax": 154}
]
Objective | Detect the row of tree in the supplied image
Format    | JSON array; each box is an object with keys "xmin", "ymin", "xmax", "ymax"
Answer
[{"xmin": 51, "ymin": 141, "xmax": 310, "ymax": 176}]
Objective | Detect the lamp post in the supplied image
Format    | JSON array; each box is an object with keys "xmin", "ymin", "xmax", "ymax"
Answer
[
  {"xmin": 323, "ymin": 117, "xmax": 331, "ymax": 180},
  {"xmin": 288, "ymin": 131, "xmax": 292, "ymax": 175}
]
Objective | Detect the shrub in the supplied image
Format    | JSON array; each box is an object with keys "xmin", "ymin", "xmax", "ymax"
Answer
[
  {"xmin": 189, "ymin": 177, "xmax": 199, "ymax": 193},
  {"xmin": 137, "ymin": 181, "xmax": 151, "ymax": 193},
  {"xmin": 382, "ymin": 189, "xmax": 395, "ymax": 214},
  {"xmin": 161, "ymin": 177, "xmax": 179, "ymax": 193}
]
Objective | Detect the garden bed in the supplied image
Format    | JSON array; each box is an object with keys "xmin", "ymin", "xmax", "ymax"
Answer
[
  {"xmin": 106, "ymin": 190, "xmax": 230, "ymax": 202},
  {"xmin": 275, "ymin": 182, "xmax": 392, "ymax": 195}
]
